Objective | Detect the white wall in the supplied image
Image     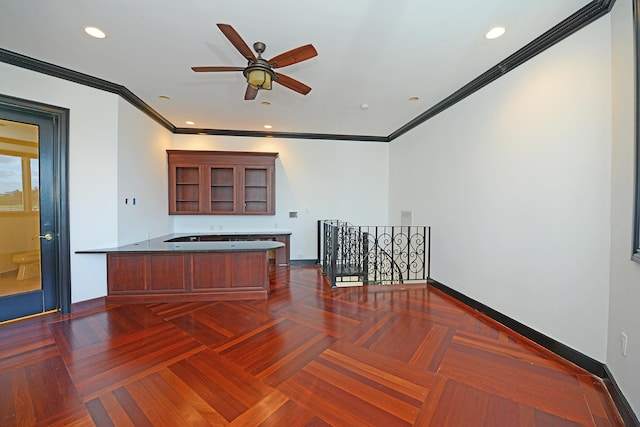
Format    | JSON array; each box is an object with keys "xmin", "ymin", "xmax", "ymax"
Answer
[
  {"xmin": 608, "ymin": 0, "xmax": 640, "ymax": 416},
  {"xmin": 117, "ymin": 98, "xmax": 173, "ymax": 245},
  {"xmin": 0, "ymin": 62, "xmax": 119, "ymax": 303},
  {"xmin": 0, "ymin": 63, "xmax": 174, "ymax": 303},
  {"xmin": 389, "ymin": 17, "xmax": 612, "ymax": 360},
  {"xmin": 171, "ymin": 135, "xmax": 389, "ymax": 260}
]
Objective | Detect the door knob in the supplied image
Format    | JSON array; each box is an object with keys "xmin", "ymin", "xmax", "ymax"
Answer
[{"xmin": 39, "ymin": 233, "xmax": 53, "ymax": 241}]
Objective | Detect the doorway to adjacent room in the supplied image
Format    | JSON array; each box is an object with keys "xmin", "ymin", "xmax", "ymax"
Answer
[{"xmin": 0, "ymin": 95, "xmax": 70, "ymax": 322}]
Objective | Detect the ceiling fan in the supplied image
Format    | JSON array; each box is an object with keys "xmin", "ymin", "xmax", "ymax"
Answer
[{"xmin": 192, "ymin": 23, "xmax": 318, "ymax": 100}]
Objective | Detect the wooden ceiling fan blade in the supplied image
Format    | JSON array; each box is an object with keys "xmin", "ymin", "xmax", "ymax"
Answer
[
  {"xmin": 274, "ymin": 73, "xmax": 311, "ymax": 95},
  {"xmin": 268, "ymin": 44, "xmax": 317, "ymax": 68},
  {"xmin": 216, "ymin": 23, "xmax": 256, "ymax": 61},
  {"xmin": 244, "ymin": 85, "xmax": 258, "ymax": 100},
  {"xmin": 192, "ymin": 66, "xmax": 245, "ymax": 72}
]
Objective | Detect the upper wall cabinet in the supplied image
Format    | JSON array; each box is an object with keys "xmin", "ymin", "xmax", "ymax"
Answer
[{"xmin": 168, "ymin": 150, "xmax": 277, "ymax": 215}]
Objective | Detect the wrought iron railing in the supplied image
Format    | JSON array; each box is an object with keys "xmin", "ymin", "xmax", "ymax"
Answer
[{"xmin": 318, "ymin": 220, "xmax": 430, "ymax": 288}]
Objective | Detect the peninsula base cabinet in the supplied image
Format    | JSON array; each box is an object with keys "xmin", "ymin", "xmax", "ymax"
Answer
[{"xmin": 106, "ymin": 251, "xmax": 268, "ymax": 303}]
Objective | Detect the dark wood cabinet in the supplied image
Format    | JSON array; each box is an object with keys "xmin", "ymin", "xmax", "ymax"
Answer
[{"xmin": 168, "ymin": 150, "xmax": 277, "ymax": 215}]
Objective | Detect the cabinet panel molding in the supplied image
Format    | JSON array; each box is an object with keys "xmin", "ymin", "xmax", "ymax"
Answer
[
  {"xmin": 149, "ymin": 254, "xmax": 188, "ymax": 292},
  {"xmin": 107, "ymin": 254, "xmax": 148, "ymax": 293}
]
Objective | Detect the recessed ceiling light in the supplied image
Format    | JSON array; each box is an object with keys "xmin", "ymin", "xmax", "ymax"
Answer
[
  {"xmin": 264, "ymin": 125, "xmax": 273, "ymax": 129},
  {"xmin": 84, "ymin": 26, "xmax": 106, "ymax": 39},
  {"xmin": 485, "ymin": 26, "xmax": 506, "ymax": 40},
  {"xmin": 185, "ymin": 121, "xmax": 195, "ymax": 125},
  {"xmin": 408, "ymin": 97, "xmax": 419, "ymax": 102},
  {"xmin": 159, "ymin": 95, "xmax": 170, "ymax": 101}
]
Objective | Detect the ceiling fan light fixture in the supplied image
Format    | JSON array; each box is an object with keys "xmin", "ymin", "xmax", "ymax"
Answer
[{"xmin": 246, "ymin": 68, "xmax": 273, "ymax": 90}]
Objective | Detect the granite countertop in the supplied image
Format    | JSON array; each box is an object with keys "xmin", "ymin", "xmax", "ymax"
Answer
[{"xmin": 76, "ymin": 234, "xmax": 285, "ymax": 254}]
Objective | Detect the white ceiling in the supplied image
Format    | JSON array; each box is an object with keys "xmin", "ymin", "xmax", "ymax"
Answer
[{"xmin": 1, "ymin": 0, "xmax": 593, "ymax": 137}]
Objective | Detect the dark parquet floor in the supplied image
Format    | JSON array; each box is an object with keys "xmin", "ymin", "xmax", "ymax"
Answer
[{"xmin": 0, "ymin": 265, "xmax": 624, "ymax": 426}]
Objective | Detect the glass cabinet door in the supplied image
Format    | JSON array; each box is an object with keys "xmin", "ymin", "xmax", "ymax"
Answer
[{"xmin": 243, "ymin": 167, "xmax": 269, "ymax": 214}]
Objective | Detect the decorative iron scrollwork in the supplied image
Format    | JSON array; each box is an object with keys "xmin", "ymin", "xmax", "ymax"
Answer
[{"xmin": 320, "ymin": 221, "xmax": 430, "ymax": 287}]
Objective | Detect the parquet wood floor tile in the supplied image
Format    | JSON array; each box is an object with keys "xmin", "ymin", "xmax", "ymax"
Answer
[{"xmin": 0, "ymin": 265, "xmax": 626, "ymax": 426}]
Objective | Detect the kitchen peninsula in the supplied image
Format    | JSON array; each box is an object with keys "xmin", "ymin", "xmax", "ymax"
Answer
[{"xmin": 78, "ymin": 233, "xmax": 287, "ymax": 303}]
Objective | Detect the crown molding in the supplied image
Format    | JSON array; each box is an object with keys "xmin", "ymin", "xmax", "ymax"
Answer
[
  {"xmin": 174, "ymin": 127, "xmax": 389, "ymax": 142},
  {"xmin": 0, "ymin": 49, "xmax": 176, "ymax": 132}
]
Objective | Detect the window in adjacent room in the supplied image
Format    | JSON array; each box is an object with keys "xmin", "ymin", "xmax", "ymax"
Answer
[{"xmin": 0, "ymin": 152, "xmax": 38, "ymax": 213}]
